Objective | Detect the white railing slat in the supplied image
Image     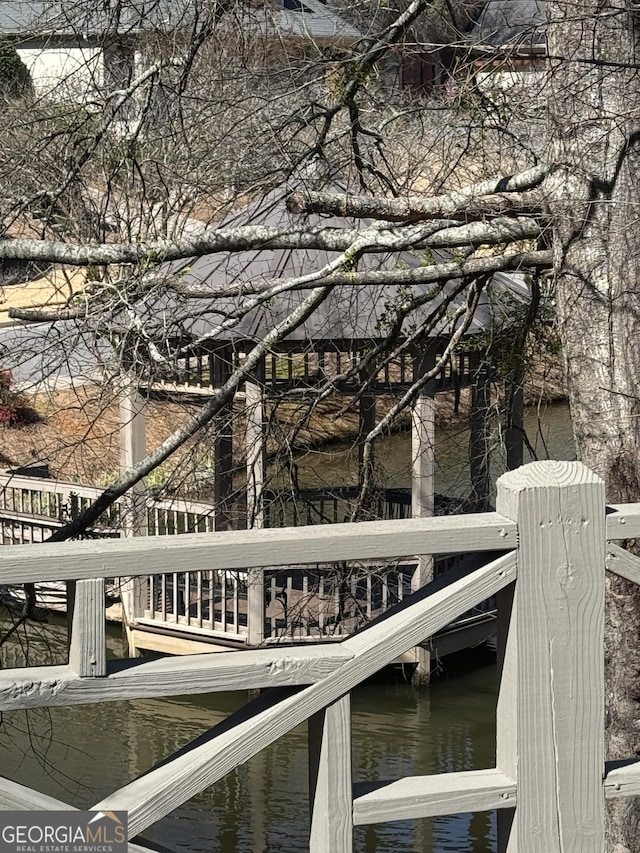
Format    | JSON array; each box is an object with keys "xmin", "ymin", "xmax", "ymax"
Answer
[
  {"xmin": 0, "ymin": 646, "xmax": 354, "ymax": 711},
  {"xmin": 1, "ymin": 461, "xmax": 632, "ymax": 852},
  {"xmin": 309, "ymin": 695, "xmax": 352, "ymax": 852},
  {"xmin": 604, "ymin": 760, "xmax": 640, "ymax": 799},
  {"xmin": 606, "ymin": 542, "xmax": 640, "ymax": 585},
  {"xmin": 0, "ymin": 514, "xmax": 517, "ymax": 586}
]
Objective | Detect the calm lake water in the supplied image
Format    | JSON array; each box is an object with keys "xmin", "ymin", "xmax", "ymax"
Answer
[
  {"xmin": 293, "ymin": 399, "xmax": 576, "ymax": 498},
  {"xmin": 1, "ymin": 623, "xmax": 499, "ymax": 853},
  {"xmin": 1, "ymin": 402, "xmax": 576, "ymax": 852}
]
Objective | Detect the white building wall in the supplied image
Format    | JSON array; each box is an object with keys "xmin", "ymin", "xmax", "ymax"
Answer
[{"xmin": 18, "ymin": 47, "xmax": 103, "ymax": 100}]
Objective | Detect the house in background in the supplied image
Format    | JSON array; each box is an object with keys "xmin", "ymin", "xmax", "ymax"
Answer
[
  {"xmin": 0, "ymin": 0, "xmax": 361, "ymax": 102},
  {"xmin": 474, "ymin": 0, "xmax": 546, "ymax": 49},
  {"xmin": 471, "ymin": 0, "xmax": 546, "ymax": 98}
]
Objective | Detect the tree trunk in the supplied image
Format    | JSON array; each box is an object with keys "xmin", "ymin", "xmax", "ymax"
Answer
[{"xmin": 547, "ymin": 3, "xmax": 640, "ymax": 849}]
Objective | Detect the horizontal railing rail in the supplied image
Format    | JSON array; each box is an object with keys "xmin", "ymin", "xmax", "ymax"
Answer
[
  {"xmin": 0, "ymin": 472, "xmax": 481, "ymax": 644},
  {"xmin": 4, "ymin": 461, "xmax": 640, "ymax": 851}
]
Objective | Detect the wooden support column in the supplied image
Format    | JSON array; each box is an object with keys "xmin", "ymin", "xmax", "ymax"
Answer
[
  {"xmin": 357, "ymin": 393, "xmax": 376, "ymax": 482},
  {"xmin": 214, "ymin": 348, "xmax": 234, "ymax": 531},
  {"xmin": 69, "ymin": 579, "xmax": 107, "ymax": 677},
  {"xmin": 119, "ymin": 383, "xmax": 147, "ymax": 656},
  {"xmin": 247, "ymin": 566, "xmax": 265, "ymax": 647},
  {"xmin": 496, "ymin": 462, "xmax": 605, "ymax": 852},
  {"xmin": 120, "ymin": 384, "xmax": 147, "ymax": 537},
  {"xmin": 411, "ymin": 352, "xmax": 436, "ymax": 686},
  {"xmin": 470, "ymin": 366, "xmax": 492, "ymax": 511},
  {"xmin": 246, "ymin": 365, "xmax": 266, "ymax": 529},
  {"xmin": 505, "ymin": 372, "xmax": 525, "ymax": 471},
  {"xmin": 308, "ymin": 694, "xmax": 352, "ymax": 853}
]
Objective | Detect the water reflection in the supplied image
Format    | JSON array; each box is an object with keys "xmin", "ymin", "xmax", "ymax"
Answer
[
  {"xmin": 291, "ymin": 401, "xmax": 575, "ymax": 501},
  {"xmin": 1, "ymin": 617, "xmax": 499, "ymax": 852}
]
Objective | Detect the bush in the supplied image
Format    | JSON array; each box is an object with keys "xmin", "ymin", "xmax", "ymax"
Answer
[
  {"xmin": 0, "ymin": 370, "xmax": 40, "ymax": 426},
  {"xmin": 0, "ymin": 38, "xmax": 32, "ymax": 98}
]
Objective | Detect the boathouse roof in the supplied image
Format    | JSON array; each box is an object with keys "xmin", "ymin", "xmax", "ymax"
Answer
[{"xmin": 157, "ymin": 183, "xmax": 531, "ymax": 347}]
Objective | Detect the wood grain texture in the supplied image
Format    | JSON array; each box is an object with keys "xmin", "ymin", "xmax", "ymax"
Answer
[
  {"xmin": 309, "ymin": 694, "xmax": 352, "ymax": 852},
  {"xmin": 93, "ymin": 551, "xmax": 516, "ymax": 835},
  {"xmin": 606, "ymin": 543, "xmax": 640, "ymax": 586},
  {"xmin": 606, "ymin": 504, "xmax": 640, "ymax": 539},
  {"xmin": 496, "ymin": 581, "xmax": 517, "ymax": 853},
  {"xmin": 247, "ymin": 567, "xmax": 265, "ymax": 646},
  {"xmin": 0, "ymin": 514, "xmax": 517, "ymax": 585},
  {"xmin": 68, "ymin": 578, "xmax": 107, "ymax": 677},
  {"xmin": 496, "ymin": 461, "xmax": 606, "ymax": 853},
  {"xmin": 353, "ymin": 768, "xmax": 517, "ymax": 824},
  {"xmin": 0, "ymin": 777, "xmax": 77, "ymax": 811},
  {"xmin": 0, "ymin": 646, "xmax": 354, "ymax": 710}
]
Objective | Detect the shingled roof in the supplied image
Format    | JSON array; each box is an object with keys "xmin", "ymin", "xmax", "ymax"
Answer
[
  {"xmin": 474, "ymin": 0, "xmax": 546, "ymax": 48},
  {"xmin": 155, "ymin": 185, "xmax": 530, "ymax": 346},
  {"xmin": 0, "ymin": 0, "xmax": 361, "ymax": 43}
]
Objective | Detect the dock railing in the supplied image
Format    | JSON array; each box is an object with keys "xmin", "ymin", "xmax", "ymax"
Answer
[
  {"xmin": 1, "ymin": 460, "xmax": 639, "ymax": 850},
  {"xmin": 0, "ymin": 472, "xmax": 473, "ymax": 646}
]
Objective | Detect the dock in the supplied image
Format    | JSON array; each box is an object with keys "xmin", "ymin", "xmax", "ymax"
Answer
[{"xmin": 0, "ymin": 471, "xmax": 497, "ymax": 673}]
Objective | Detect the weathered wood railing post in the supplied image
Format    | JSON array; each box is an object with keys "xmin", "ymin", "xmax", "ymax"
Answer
[
  {"xmin": 119, "ymin": 381, "xmax": 148, "ymax": 657},
  {"xmin": 308, "ymin": 694, "xmax": 352, "ymax": 852},
  {"xmin": 496, "ymin": 461, "xmax": 605, "ymax": 852},
  {"xmin": 68, "ymin": 578, "xmax": 107, "ymax": 677}
]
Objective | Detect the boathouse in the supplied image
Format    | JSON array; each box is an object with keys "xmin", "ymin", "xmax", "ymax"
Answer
[{"xmin": 0, "ymin": 185, "xmax": 535, "ymax": 676}]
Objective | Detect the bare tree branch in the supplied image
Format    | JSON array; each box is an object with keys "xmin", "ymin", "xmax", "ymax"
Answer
[
  {"xmin": 0, "ymin": 217, "xmax": 543, "ymax": 267},
  {"xmin": 287, "ymin": 164, "xmax": 551, "ymax": 221},
  {"xmin": 45, "ymin": 281, "xmax": 336, "ymax": 542},
  {"xmin": 352, "ymin": 274, "xmax": 488, "ymax": 520}
]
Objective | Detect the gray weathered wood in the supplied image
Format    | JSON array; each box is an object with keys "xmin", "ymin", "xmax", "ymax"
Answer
[
  {"xmin": 604, "ymin": 759, "xmax": 640, "ymax": 798},
  {"xmin": 606, "ymin": 543, "xmax": 640, "ymax": 586},
  {"xmin": 496, "ymin": 461, "xmax": 606, "ymax": 853},
  {"xmin": 0, "ymin": 645, "xmax": 354, "ymax": 710},
  {"xmin": 410, "ymin": 373, "xmax": 436, "ymax": 683},
  {"xmin": 353, "ymin": 768, "xmax": 517, "ymax": 824},
  {"xmin": 496, "ymin": 579, "xmax": 517, "ymax": 853},
  {"xmin": 246, "ymin": 567, "xmax": 265, "ymax": 646},
  {"xmin": 119, "ymin": 384, "xmax": 148, "ymax": 538},
  {"xmin": 411, "ymin": 379, "xmax": 435, "ymax": 519},
  {"xmin": 309, "ymin": 694, "xmax": 352, "ymax": 852},
  {"xmin": 0, "ymin": 777, "xmax": 77, "ymax": 811},
  {"xmin": 119, "ymin": 383, "xmax": 148, "ymax": 638},
  {"xmin": 93, "ymin": 551, "xmax": 516, "ymax": 835},
  {"xmin": 68, "ymin": 578, "xmax": 107, "ymax": 677},
  {"xmin": 606, "ymin": 504, "xmax": 640, "ymax": 539},
  {"xmin": 0, "ymin": 513, "xmax": 518, "ymax": 585}
]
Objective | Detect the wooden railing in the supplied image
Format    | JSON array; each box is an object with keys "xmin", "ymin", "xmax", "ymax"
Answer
[
  {"xmin": 1, "ymin": 460, "xmax": 639, "ymax": 850},
  {"xmin": 0, "ymin": 471, "xmax": 216, "ymax": 539},
  {"xmin": 0, "ymin": 473, "xmax": 478, "ymax": 644}
]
